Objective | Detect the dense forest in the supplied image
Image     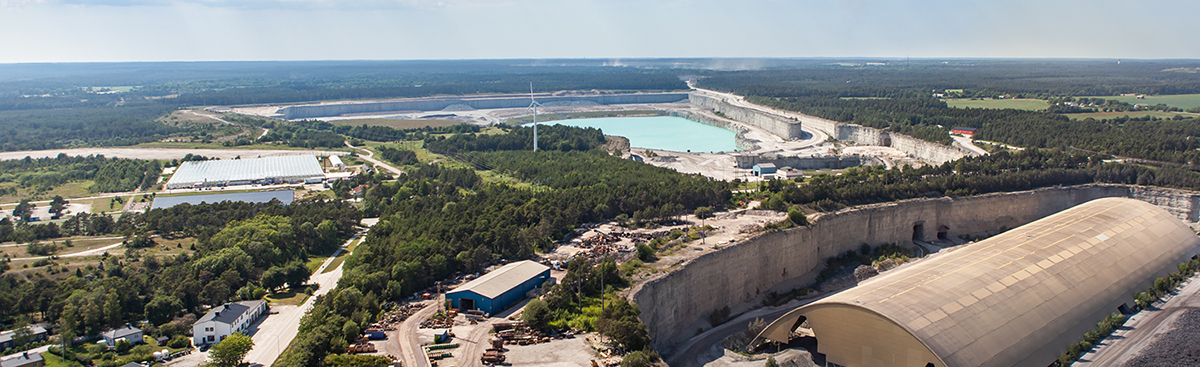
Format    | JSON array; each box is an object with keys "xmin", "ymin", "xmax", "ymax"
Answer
[
  {"xmin": 0, "ymin": 106, "xmax": 179, "ymax": 152},
  {"xmin": 0, "ymin": 199, "xmax": 360, "ymax": 366},
  {"xmin": 276, "ymin": 127, "xmax": 729, "ymax": 366},
  {"xmin": 699, "ymin": 63, "xmax": 1200, "ymax": 164},
  {"xmin": 0, "ymin": 155, "xmax": 162, "ymax": 198}
]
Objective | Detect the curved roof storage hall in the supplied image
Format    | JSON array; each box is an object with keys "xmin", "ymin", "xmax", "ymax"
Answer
[
  {"xmin": 165, "ymin": 155, "xmax": 324, "ymax": 189},
  {"xmin": 755, "ymin": 197, "xmax": 1200, "ymax": 367}
]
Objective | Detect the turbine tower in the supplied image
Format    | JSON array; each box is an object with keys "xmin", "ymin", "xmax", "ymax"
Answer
[{"xmin": 525, "ymin": 82, "xmax": 543, "ymax": 151}]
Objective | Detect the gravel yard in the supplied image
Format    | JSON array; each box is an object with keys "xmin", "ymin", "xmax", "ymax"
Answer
[{"xmin": 1122, "ymin": 308, "xmax": 1200, "ymax": 367}]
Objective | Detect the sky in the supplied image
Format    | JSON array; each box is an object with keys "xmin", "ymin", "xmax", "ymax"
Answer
[{"xmin": 1, "ymin": 0, "xmax": 1198, "ymax": 63}]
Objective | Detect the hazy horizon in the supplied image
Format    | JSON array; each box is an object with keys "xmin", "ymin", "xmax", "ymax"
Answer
[{"xmin": 2, "ymin": 0, "xmax": 1199, "ymax": 63}]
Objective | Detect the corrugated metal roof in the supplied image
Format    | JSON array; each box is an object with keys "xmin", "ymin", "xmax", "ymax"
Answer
[
  {"xmin": 758, "ymin": 198, "xmax": 1200, "ymax": 367},
  {"xmin": 449, "ymin": 260, "xmax": 550, "ymax": 299},
  {"xmin": 165, "ymin": 155, "xmax": 323, "ymax": 188}
]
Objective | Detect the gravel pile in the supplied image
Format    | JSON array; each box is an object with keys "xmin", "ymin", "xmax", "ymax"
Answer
[{"xmin": 1123, "ymin": 309, "xmax": 1200, "ymax": 366}]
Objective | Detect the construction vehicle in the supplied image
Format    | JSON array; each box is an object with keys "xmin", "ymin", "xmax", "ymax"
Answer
[{"xmin": 481, "ymin": 349, "xmax": 506, "ymax": 364}]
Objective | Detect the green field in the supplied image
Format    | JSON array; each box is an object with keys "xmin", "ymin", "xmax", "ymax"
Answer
[
  {"xmin": 329, "ymin": 118, "xmax": 460, "ymax": 129},
  {"xmin": 1081, "ymin": 94, "xmax": 1200, "ymax": 110},
  {"xmin": 1066, "ymin": 111, "xmax": 1200, "ymax": 120},
  {"xmin": 945, "ymin": 98, "xmax": 1048, "ymax": 111}
]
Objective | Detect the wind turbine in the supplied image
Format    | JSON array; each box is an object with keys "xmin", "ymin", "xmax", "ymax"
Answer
[{"xmin": 524, "ymin": 82, "xmax": 543, "ymax": 151}]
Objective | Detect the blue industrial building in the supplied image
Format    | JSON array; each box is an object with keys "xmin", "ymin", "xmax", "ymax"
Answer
[
  {"xmin": 752, "ymin": 163, "xmax": 777, "ymax": 176},
  {"xmin": 446, "ymin": 260, "xmax": 552, "ymax": 315}
]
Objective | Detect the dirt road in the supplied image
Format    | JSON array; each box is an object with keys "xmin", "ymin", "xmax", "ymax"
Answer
[
  {"xmin": 1074, "ymin": 274, "xmax": 1200, "ymax": 367},
  {"xmin": 951, "ymin": 135, "xmax": 989, "ymax": 156},
  {"xmin": 395, "ymin": 303, "xmax": 438, "ymax": 367},
  {"xmin": 343, "ymin": 141, "xmax": 405, "ymax": 177}
]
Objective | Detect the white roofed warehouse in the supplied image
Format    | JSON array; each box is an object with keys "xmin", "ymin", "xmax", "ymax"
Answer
[
  {"xmin": 447, "ymin": 260, "xmax": 552, "ymax": 315},
  {"xmin": 165, "ymin": 155, "xmax": 325, "ymax": 189},
  {"xmin": 754, "ymin": 198, "xmax": 1200, "ymax": 367}
]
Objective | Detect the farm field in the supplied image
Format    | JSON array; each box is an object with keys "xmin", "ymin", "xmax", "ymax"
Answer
[
  {"xmin": 1065, "ymin": 111, "xmax": 1200, "ymax": 120},
  {"xmin": 945, "ymin": 98, "xmax": 1048, "ymax": 111},
  {"xmin": 1081, "ymin": 93, "xmax": 1200, "ymax": 110},
  {"xmin": 328, "ymin": 118, "xmax": 459, "ymax": 129}
]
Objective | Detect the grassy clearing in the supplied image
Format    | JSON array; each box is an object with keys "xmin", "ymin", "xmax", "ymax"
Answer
[
  {"xmin": 1065, "ymin": 111, "xmax": 1200, "ymax": 120},
  {"xmin": 328, "ymin": 118, "xmax": 460, "ymax": 129},
  {"xmin": 81, "ymin": 195, "xmax": 131, "ymax": 213},
  {"xmin": 265, "ymin": 284, "xmax": 318, "ymax": 306},
  {"xmin": 945, "ymin": 98, "xmax": 1049, "ymax": 111},
  {"xmin": 1080, "ymin": 94, "xmax": 1200, "ymax": 110},
  {"xmin": 321, "ymin": 237, "xmax": 363, "ymax": 274}
]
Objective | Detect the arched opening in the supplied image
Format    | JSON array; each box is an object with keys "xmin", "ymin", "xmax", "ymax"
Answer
[
  {"xmin": 937, "ymin": 224, "xmax": 949, "ymax": 241},
  {"xmin": 912, "ymin": 222, "xmax": 925, "ymax": 242}
]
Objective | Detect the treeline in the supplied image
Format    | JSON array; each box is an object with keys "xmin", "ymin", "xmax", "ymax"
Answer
[
  {"xmin": 167, "ymin": 72, "xmax": 687, "ymax": 107},
  {"xmin": 0, "ymin": 199, "xmax": 361, "ymax": 350},
  {"xmin": 291, "ymin": 119, "xmax": 480, "ymax": 142},
  {"xmin": 376, "ymin": 147, "xmax": 417, "ymax": 166},
  {"xmin": 0, "ymin": 155, "xmax": 162, "ymax": 198},
  {"xmin": 751, "ymin": 149, "xmax": 1200, "ymax": 211},
  {"xmin": 425, "ymin": 124, "xmax": 607, "ymax": 154},
  {"xmin": 698, "ymin": 60, "xmax": 1200, "ymax": 98},
  {"xmin": 0, "ymin": 106, "xmax": 179, "ymax": 152}
]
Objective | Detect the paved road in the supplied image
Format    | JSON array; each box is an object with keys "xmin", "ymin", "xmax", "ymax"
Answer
[
  {"xmin": 242, "ymin": 227, "xmax": 371, "ymax": 367},
  {"xmin": 343, "ymin": 141, "xmax": 405, "ymax": 177},
  {"xmin": 1075, "ymin": 274, "xmax": 1200, "ymax": 367}
]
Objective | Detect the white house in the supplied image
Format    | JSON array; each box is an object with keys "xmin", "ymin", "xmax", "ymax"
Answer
[
  {"xmin": 192, "ymin": 300, "xmax": 268, "ymax": 346},
  {"xmin": 101, "ymin": 325, "xmax": 143, "ymax": 347},
  {"xmin": 776, "ymin": 166, "xmax": 803, "ymax": 180}
]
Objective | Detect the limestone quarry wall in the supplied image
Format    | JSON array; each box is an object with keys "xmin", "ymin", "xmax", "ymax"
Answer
[
  {"xmin": 669, "ymin": 110, "xmax": 758, "ymax": 151},
  {"xmin": 688, "ymin": 92, "xmax": 973, "ymax": 164},
  {"xmin": 688, "ymin": 94, "xmax": 805, "ymax": 139},
  {"xmin": 279, "ymin": 93, "xmax": 689, "ymax": 119},
  {"xmin": 633, "ymin": 184, "xmax": 1200, "ymax": 356}
]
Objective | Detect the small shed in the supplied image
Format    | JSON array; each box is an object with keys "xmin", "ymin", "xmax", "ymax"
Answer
[
  {"xmin": 446, "ymin": 260, "xmax": 552, "ymax": 315},
  {"xmin": 776, "ymin": 167, "xmax": 803, "ymax": 180},
  {"xmin": 752, "ymin": 163, "xmax": 777, "ymax": 176}
]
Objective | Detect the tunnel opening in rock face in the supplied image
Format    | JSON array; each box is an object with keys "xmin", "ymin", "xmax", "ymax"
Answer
[
  {"xmin": 937, "ymin": 225, "xmax": 949, "ymax": 240},
  {"xmin": 913, "ymin": 222, "xmax": 925, "ymax": 241}
]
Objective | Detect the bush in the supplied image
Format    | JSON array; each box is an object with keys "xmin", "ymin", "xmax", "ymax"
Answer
[
  {"xmin": 635, "ymin": 243, "xmax": 656, "ymax": 262},
  {"xmin": 787, "ymin": 208, "xmax": 808, "ymax": 226},
  {"xmin": 114, "ymin": 339, "xmax": 131, "ymax": 354},
  {"xmin": 620, "ymin": 350, "xmax": 661, "ymax": 367},
  {"xmin": 167, "ymin": 335, "xmax": 191, "ymax": 349},
  {"xmin": 709, "ymin": 306, "xmax": 731, "ymax": 326},
  {"xmin": 522, "ymin": 299, "xmax": 552, "ymax": 331}
]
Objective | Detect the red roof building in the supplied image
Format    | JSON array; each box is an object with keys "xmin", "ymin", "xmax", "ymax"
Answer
[{"xmin": 951, "ymin": 127, "xmax": 977, "ymax": 136}]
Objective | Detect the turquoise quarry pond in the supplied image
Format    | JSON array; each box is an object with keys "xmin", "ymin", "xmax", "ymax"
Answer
[{"xmin": 545, "ymin": 116, "xmax": 739, "ymax": 153}]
